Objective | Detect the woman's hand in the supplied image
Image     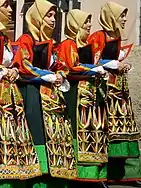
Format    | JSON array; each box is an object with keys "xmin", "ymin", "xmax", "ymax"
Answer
[
  {"xmin": 7, "ymin": 68, "xmax": 19, "ymax": 82},
  {"xmin": 123, "ymin": 63, "xmax": 132, "ymax": 73},
  {"xmin": 54, "ymin": 74, "xmax": 64, "ymax": 87}
]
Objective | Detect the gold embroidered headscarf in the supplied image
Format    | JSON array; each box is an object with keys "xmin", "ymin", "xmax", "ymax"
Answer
[
  {"xmin": 98, "ymin": 2, "xmax": 128, "ymax": 40},
  {"xmin": 0, "ymin": 0, "xmax": 11, "ymax": 31},
  {"xmin": 26, "ymin": 0, "xmax": 56, "ymax": 41},
  {"xmin": 65, "ymin": 9, "xmax": 91, "ymax": 47}
]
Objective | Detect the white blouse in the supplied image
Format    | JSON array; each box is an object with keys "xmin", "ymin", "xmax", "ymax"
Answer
[
  {"xmin": 2, "ymin": 45, "xmax": 13, "ymax": 67},
  {"xmin": 0, "ymin": 45, "xmax": 13, "ymax": 80}
]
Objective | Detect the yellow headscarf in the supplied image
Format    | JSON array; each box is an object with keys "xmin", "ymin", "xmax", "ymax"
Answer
[
  {"xmin": 65, "ymin": 9, "xmax": 91, "ymax": 47},
  {"xmin": 0, "ymin": 0, "xmax": 11, "ymax": 31},
  {"xmin": 26, "ymin": 0, "xmax": 56, "ymax": 41},
  {"xmin": 98, "ymin": 2, "xmax": 128, "ymax": 40}
]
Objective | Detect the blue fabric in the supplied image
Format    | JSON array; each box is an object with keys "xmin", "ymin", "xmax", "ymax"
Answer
[
  {"xmin": 24, "ymin": 61, "xmax": 54, "ymax": 76},
  {"xmin": 80, "ymin": 70, "xmax": 98, "ymax": 76},
  {"xmin": 20, "ymin": 61, "xmax": 54, "ymax": 83},
  {"xmin": 99, "ymin": 59, "xmax": 112, "ymax": 65},
  {"xmin": 80, "ymin": 64, "xmax": 96, "ymax": 69}
]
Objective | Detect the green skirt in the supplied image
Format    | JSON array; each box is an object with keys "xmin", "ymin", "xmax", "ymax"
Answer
[
  {"xmin": 64, "ymin": 78, "xmax": 108, "ymax": 182},
  {"xmin": 10, "ymin": 82, "xmax": 77, "ymax": 188},
  {"xmin": 106, "ymin": 74, "xmax": 141, "ymax": 181}
]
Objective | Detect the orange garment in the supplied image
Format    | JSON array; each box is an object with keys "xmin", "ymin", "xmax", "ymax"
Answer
[
  {"xmin": 87, "ymin": 30, "xmax": 121, "ymax": 64},
  {"xmin": 12, "ymin": 34, "xmax": 53, "ymax": 76},
  {"xmin": 54, "ymin": 39, "xmax": 90, "ymax": 73}
]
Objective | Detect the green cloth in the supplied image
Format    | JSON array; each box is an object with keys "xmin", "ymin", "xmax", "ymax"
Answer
[
  {"xmin": 35, "ymin": 145, "xmax": 48, "ymax": 173},
  {"xmin": 26, "ymin": 176, "xmax": 70, "ymax": 188},
  {"xmin": 108, "ymin": 141, "xmax": 140, "ymax": 157},
  {"xmin": 0, "ymin": 177, "xmax": 71, "ymax": 188},
  {"xmin": 78, "ymin": 165, "xmax": 107, "ymax": 179},
  {"xmin": 0, "ymin": 180, "xmax": 26, "ymax": 188}
]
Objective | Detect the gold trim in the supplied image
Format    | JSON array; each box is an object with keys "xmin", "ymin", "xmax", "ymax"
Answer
[
  {"xmin": 0, "ymin": 164, "xmax": 41, "ymax": 180},
  {"xmin": 78, "ymin": 153, "xmax": 108, "ymax": 163},
  {"xmin": 50, "ymin": 168, "xmax": 77, "ymax": 179}
]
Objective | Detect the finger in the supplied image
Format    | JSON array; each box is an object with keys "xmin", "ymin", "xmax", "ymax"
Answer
[
  {"xmin": 10, "ymin": 75, "xmax": 16, "ymax": 82},
  {"xmin": 10, "ymin": 77, "xmax": 13, "ymax": 82}
]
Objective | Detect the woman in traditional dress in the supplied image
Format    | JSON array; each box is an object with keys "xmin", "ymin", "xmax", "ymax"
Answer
[
  {"xmin": 54, "ymin": 9, "xmax": 110, "ymax": 184},
  {"xmin": 88, "ymin": 2, "xmax": 141, "ymax": 182},
  {"xmin": 12, "ymin": 0, "xmax": 77, "ymax": 187},
  {"xmin": 0, "ymin": 0, "xmax": 41, "ymax": 187}
]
